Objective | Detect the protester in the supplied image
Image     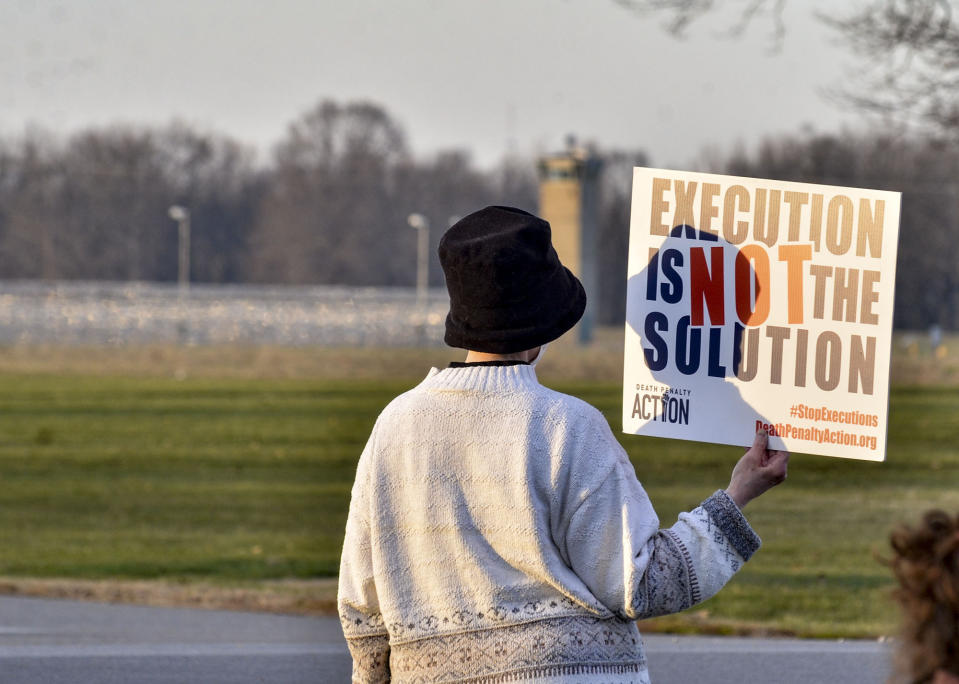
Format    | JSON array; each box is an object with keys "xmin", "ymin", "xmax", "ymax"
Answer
[
  {"xmin": 888, "ymin": 509, "xmax": 959, "ymax": 684},
  {"xmin": 338, "ymin": 205, "xmax": 789, "ymax": 683}
]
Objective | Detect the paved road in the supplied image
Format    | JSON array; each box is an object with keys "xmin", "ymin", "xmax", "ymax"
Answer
[
  {"xmin": 0, "ymin": 596, "xmax": 344, "ymax": 683},
  {"xmin": 0, "ymin": 596, "xmax": 891, "ymax": 683},
  {"xmin": 642, "ymin": 634, "xmax": 891, "ymax": 683}
]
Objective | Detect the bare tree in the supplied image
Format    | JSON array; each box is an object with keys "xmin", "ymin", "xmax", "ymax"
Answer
[
  {"xmin": 824, "ymin": 0, "xmax": 959, "ymax": 135},
  {"xmin": 613, "ymin": 0, "xmax": 787, "ymax": 47},
  {"xmin": 57, "ymin": 128, "xmax": 170, "ymax": 280},
  {"xmin": 0, "ymin": 131, "xmax": 68, "ymax": 279},
  {"xmin": 245, "ymin": 97, "xmax": 558, "ymax": 288},
  {"xmin": 616, "ymin": 0, "xmax": 959, "ymax": 135},
  {"xmin": 248, "ymin": 99, "xmax": 411, "ymax": 285},
  {"xmin": 155, "ymin": 124, "xmax": 261, "ymax": 283},
  {"xmin": 0, "ymin": 123, "xmax": 257, "ymax": 283},
  {"xmin": 596, "ymin": 149, "xmax": 650, "ymax": 324}
]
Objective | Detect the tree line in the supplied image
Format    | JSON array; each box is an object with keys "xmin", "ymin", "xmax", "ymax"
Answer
[
  {"xmin": 0, "ymin": 101, "xmax": 541, "ymax": 288},
  {"xmin": 0, "ymin": 98, "xmax": 956, "ymax": 329}
]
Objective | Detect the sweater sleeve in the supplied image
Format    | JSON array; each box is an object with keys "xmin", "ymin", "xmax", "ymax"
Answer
[
  {"xmin": 338, "ymin": 434, "xmax": 391, "ymax": 683},
  {"xmin": 561, "ymin": 437, "xmax": 760, "ymax": 620}
]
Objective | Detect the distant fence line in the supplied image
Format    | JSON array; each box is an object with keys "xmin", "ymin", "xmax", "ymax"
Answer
[{"xmin": 0, "ymin": 281, "xmax": 449, "ymax": 346}]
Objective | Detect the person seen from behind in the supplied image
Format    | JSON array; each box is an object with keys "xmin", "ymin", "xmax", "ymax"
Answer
[
  {"xmin": 888, "ymin": 510, "xmax": 959, "ymax": 684},
  {"xmin": 338, "ymin": 206, "xmax": 790, "ymax": 683}
]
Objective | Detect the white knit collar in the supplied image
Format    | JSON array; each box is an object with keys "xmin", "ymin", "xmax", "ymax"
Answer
[{"xmin": 421, "ymin": 363, "xmax": 541, "ymax": 392}]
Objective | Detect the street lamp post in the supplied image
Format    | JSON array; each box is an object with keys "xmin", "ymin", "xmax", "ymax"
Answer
[
  {"xmin": 168, "ymin": 205, "xmax": 191, "ymax": 294},
  {"xmin": 168, "ymin": 205, "xmax": 191, "ymax": 346},
  {"xmin": 407, "ymin": 213, "xmax": 430, "ymax": 341}
]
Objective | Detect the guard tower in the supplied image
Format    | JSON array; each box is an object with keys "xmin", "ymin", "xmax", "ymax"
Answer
[{"xmin": 538, "ymin": 139, "xmax": 602, "ymax": 344}]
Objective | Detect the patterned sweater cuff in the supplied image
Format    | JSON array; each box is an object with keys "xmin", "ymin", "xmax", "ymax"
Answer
[{"xmin": 702, "ymin": 490, "xmax": 761, "ymax": 561}]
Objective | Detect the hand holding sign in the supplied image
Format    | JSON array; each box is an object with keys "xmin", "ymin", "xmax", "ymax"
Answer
[{"xmin": 725, "ymin": 430, "xmax": 789, "ymax": 509}]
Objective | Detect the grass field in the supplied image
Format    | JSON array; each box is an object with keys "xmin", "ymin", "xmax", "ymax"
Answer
[{"xmin": 0, "ymin": 336, "xmax": 957, "ymax": 636}]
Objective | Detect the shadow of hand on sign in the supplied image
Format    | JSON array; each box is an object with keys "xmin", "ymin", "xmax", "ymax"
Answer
[{"xmin": 625, "ymin": 225, "xmax": 771, "ymax": 449}]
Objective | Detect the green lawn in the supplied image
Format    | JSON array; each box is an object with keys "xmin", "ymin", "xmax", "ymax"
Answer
[
  {"xmin": 0, "ymin": 373, "xmax": 956, "ymax": 637},
  {"xmin": 0, "ymin": 375, "xmax": 347, "ymax": 579}
]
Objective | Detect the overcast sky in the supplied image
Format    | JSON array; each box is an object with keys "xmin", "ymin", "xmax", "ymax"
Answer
[{"xmin": 0, "ymin": 0, "xmax": 861, "ymax": 168}]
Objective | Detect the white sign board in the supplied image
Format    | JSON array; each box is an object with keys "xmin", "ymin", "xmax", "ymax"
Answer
[{"xmin": 623, "ymin": 168, "xmax": 901, "ymax": 461}]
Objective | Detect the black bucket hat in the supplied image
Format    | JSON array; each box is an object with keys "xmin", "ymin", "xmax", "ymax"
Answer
[{"xmin": 438, "ymin": 206, "xmax": 586, "ymax": 353}]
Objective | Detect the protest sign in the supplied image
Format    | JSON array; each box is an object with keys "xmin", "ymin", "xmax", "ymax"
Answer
[{"xmin": 623, "ymin": 168, "xmax": 901, "ymax": 461}]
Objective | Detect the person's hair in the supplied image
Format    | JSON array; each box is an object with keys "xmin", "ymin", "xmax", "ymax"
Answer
[{"xmin": 887, "ymin": 509, "xmax": 959, "ymax": 683}]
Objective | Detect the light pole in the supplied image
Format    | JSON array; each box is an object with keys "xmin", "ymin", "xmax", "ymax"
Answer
[
  {"xmin": 408, "ymin": 212, "xmax": 430, "ymax": 309},
  {"xmin": 168, "ymin": 205, "xmax": 191, "ymax": 294},
  {"xmin": 407, "ymin": 213, "xmax": 430, "ymax": 342},
  {"xmin": 168, "ymin": 205, "xmax": 191, "ymax": 346}
]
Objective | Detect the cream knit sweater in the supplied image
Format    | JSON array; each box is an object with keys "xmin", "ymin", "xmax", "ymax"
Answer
[{"xmin": 338, "ymin": 364, "xmax": 761, "ymax": 683}]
